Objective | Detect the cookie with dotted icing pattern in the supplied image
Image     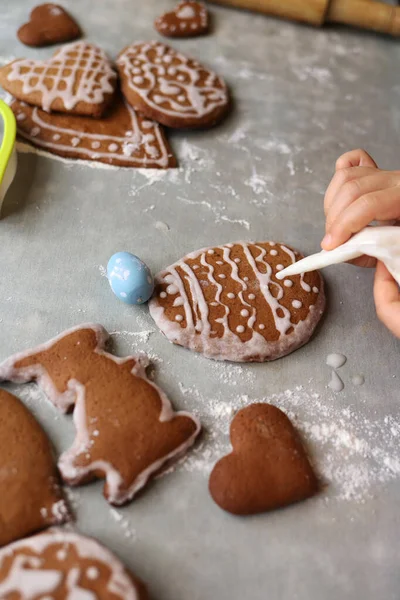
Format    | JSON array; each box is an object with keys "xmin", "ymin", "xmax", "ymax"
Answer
[
  {"xmin": 0, "ymin": 324, "xmax": 201, "ymax": 506},
  {"xmin": 209, "ymin": 403, "xmax": 318, "ymax": 515},
  {"xmin": 11, "ymin": 96, "xmax": 177, "ymax": 168},
  {"xmin": 116, "ymin": 41, "xmax": 229, "ymax": 129},
  {"xmin": 149, "ymin": 241, "xmax": 325, "ymax": 362},
  {"xmin": 0, "ymin": 530, "xmax": 148, "ymax": 599},
  {"xmin": 155, "ymin": 2, "xmax": 209, "ymax": 38},
  {"xmin": 0, "ymin": 42, "xmax": 116, "ymax": 116},
  {"xmin": 17, "ymin": 4, "xmax": 81, "ymax": 47},
  {"xmin": 0, "ymin": 388, "xmax": 70, "ymax": 547}
]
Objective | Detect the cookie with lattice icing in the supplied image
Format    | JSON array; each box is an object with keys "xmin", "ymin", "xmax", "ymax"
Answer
[
  {"xmin": 0, "ymin": 324, "xmax": 201, "ymax": 506},
  {"xmin": 0, "ymin": 388, "xmax": 70, "ymax": 547},
  {"xmin": 149, "ymin": 241, "xmax": 325, "ymax": 362},
  {"xmin": 0, "ymin": 530, "xmax": 148, "ymax": 599},
  {"xmin": 117, "ymin": 41, "xmax": 229, "ymax": 129},
  {"xmin": 0, "ymin": 42, "xmax": 116, "ymax": 117},
  {"xmin": 155, "ymin": 2, "xmax": 209, "ymax": 38},
  {"xmin": 209, "ymin": 403, "xmax": 318, "ymax": 515},
  {"xmin": 11, "ymin": 96, "xmax": 177, "ymax": 168},
  {"xmin": 17, "ymin": 3, "xmax": 81, "ymax": 47}
]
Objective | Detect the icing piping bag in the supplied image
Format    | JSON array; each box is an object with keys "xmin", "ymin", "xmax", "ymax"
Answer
[{"xmin": 276, "ymin": 226, "xmax": 400, "ymax": 286}]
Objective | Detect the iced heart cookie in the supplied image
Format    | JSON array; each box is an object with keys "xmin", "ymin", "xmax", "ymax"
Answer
[
  {"xmin": 209, "ymin": 403, "xmax": 318, "ymax": 515},
  {"xmin": 0, "ymin": 530, "xmax": 148, "ymax": 599},
  {"xmin": 149, "ymin": 241, "xmax": 325, "ymax": 362},
  {"xmin": 0, "ymin": 388, "xmax": 69, "ymax": 547},
  {"xmin": 117, "ymin": 41, "xmax": 229, "ymax": 129},
  {"xmin": 0, "ymin": 42, "xmax": 116, "ymax": 116},
  {"xmin": 0, "ymin": 325, "xmax": 201, "ymax": 506},
  {"xmin": 18, "ymin": 3, "xmax": 81, "ymax": 47},
  {"xmin": 11, "ymin": 96, "xmax": 177, "ymax": 168},
  {"xmin": 155, "ymin": 2, "xmax": 209, "ymax": 38}
]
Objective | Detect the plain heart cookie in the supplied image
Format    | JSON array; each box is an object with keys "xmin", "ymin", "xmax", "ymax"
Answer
[
  {"xmin": 155, "ymin": 2, "xmax": 209, "ymax": 38},
  {"xmin": 0, "ymin": 324, "xmax": 201, "ymax": 506},
  {"xmin": 209, "ymin": 403, "xmax": 318, "ymax": 515},
  {"xmin": 0, "ymin": 388, "xmax": 69, "ymax": 547},
  {"xmin": 0, "ymin": 41, "xmax": 116, "ymax": 116},
  {"xmin": 117, "ymin": 41, "xmax": 229, "ymax": 128},
  {"xmin": 12, "ymin": 96, "xmax": 177, "ymax": 168},
  {"xmin": 0, "ymin": 530, "xmax": 148, "ymax": 599},
  {"xmin": 17, "ymin": 3, "xmax": 81, "ymax": 47},
  {"xmin": 149, "ymin": 241, "xmax": 326, "ymax": 362}
]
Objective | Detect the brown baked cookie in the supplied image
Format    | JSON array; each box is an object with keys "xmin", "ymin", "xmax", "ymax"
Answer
[
  {"xmin": 18, "ymin": 3, "xmax": 81, "ymax": 47},
  {"xmin": 0, "ymin": 325, "xmax": 201, "ymax": 506},
  {"xmin": 155, "ymin": 2, "xmax": 209, "ymax": 38},
  {"xmin": 0, "ymin": 42, "xmax": 116, "ymax": 116},
  {"xmin": 209, "ymin": 403, "xmax": 318, "ymax": 515},
  {"xmin": 149, "ymin": 241, "xmax": 326, "ymax": 362},
  {"xmin": 117, "ymin": 41, "xmax": 229, "ymax": 129},
  {"xmin": 0, "ymin": 388, "xmax": 69, "ymax": 547},
  {"xmin": 0, "ymin": 530, "xmax": 148, "ymax": 599},
  {"xmin": 11, "ymin": 96, "xmax": 177, "ymax": 169}
]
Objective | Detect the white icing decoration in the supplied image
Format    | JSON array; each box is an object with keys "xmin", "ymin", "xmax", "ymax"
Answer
[
  {"xmin": 284, "ymin": 280, "xmax": 293, "ymax": 287},
  {"xmin": 292, "ymin": 300, "xmax": 302, "ymax": 309},
  {"xmin": 176, "ymin": 5, "xmax": 196, "ymax": 18},
  {"xmin": 49, "ymin": 6, "xmax": 63, "ymax": 15},
  {"xmin": 7, "ymin": 42, "xmax": 116, "ymax": 112},
  {"xmin": 175, "ymin": 315, "xmax": 183, "ymax": 322},
  {"xmin": 160, "ymin": 291, "xmax": 167, "ymax": 298},
  {"xmin": 0, "ymin": 532, "xmax": 141, "ymax": 599},
  {"xmin": 16, "ymin": 112, "xmax": 26, "ymax": 121},
  {"xmin": 116, "ymin": 41, "xmax": 228, "ymax": 122},
  {"xmin": 149, "ymin": 242, "xmax": 325, "ymax": 362},
  {"xmin": 133, "ymin": 76, "xmax": 144, "ymax": 85},
  {"xmin": 31, "ymin": 127, "xmax": 40, "ymax": 137},
  {"xmin": 313, "ymin": 286, "xmax": 319, "ymax": 293},
  {"xmin": 236, "ymin": 325, "xmax": 245, "ymax": 333},
  {"xmin": 15, "ymin": 101, "xmax": 171, "ymax": 168},
  {"xmin": 270, "ymin": 249, "xmax": 278, "ymax": 256},
  {"xmin": 276, "ymin": 264, "xmax": 284, "ymax": 271},
  {"xmin": 71, "ymin": 137, "xmax": 80, "ymax": 147}
]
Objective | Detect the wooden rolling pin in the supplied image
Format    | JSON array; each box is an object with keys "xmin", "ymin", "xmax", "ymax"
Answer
[{"xmin": 207, "ymin": 0, "xmax": 400, "ymax": 35}]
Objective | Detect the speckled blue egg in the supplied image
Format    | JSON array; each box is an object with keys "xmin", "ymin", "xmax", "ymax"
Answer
[{"xmin": 107, "ymin": 252, "xmax": 154, "ymax": 305}]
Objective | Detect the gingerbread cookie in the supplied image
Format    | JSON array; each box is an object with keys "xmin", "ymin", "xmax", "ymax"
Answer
[
  {"xmin": 155, "ymin": 2, "xmax": 209, "ymax": 38},
  {"xmin": 117, "ymin": 41, "xmax": 229, "ymax": 129},
  {"xmin": 0, "ymin": 530, "xmax": 148, "ymax": 599},
  {"xmin": 0, "ymin": 42, "xmax": 116, "ymax": 116},
  {"xmin": 18, "ymin": 4, "xmax": 81, "ymax": 47},
  {"xmin": 149, "ymin": 241, "xmax": 325, "ymax": 362},
  {"xmin": 0, "ymin": 325, "xmax": 201, "ymax": 506},
  {"xmin": 0, "ymin": 388, "xmax": 69, "ymax": 547},
  {"xmin": 12, "ymin": 96, "xmax": 177, "ymax": 168},
  {"xmin": 209, "ymin": 403, "xmax": 318, "ymax": 515}
]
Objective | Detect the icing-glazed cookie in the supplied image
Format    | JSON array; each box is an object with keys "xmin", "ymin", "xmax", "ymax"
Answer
[
  {"xmin": 0, "ymin": 388, "xmax": 69, "ymax": 547},
  {"xmin": 11, "ymin": 96, "xmax": 177, "ymax": 168},
  {"xmin": 155, "ymin": 2, "xmax": 209, "ymax": 38},
  {"xmin": 18, "ymin": 3, "xmax": 81, "ymax": 47},
  {"xmin": 0, "ymin": 42, "xmax": 116, "ymax": 116},
  {"xmin": 209, "ymin": 403, "xmax": 318, "ymax": 515},
  {"xmin": 117, "ymin": 41, "xmax": 229, "ymax": 129},
  {"xmin": 0, "ymin": 530, "xmax": 148, "ymax": 599},
  {"xmin": 149, "ymin": 241, "xmax": 325, "ymax": 362},
  {"xmin": 0, "ymin": 325, "xmax": 201, "ymax": 506}
]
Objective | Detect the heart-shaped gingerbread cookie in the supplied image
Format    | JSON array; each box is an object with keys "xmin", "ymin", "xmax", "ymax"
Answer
[
  {"xmin": 0, "ymin": 388, "xmax": 70, "ymax": 546},
  {"xmin": 117, "ymin": 41, "xmax": 229, "ymax": 129},
  {"xmin": 0, "ymin": 42, "xmax": 116, "ymax": 117},
  {"xmin": 155, "ymin": 1, "xmax": 209, "ymax": 38},
  {"xmin": 18, "ymin": 3, "xmax": 81, "ymax": 47},
  {"xmin": 12, "ymin": 95, "xmax": 177, "ymax": 169},
  {"xmin": 209, "ymin": 403, "xmax": 318, "ymax": 515}
]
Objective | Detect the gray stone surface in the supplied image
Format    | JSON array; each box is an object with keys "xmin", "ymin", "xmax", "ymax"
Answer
[{"xmin": 0, "ymin": 1, "xmax": 399, "ymax": 599}]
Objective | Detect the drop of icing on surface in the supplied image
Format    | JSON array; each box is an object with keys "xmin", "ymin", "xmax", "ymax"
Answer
[
  {"xmin": 352, "ymin": 374, "xmax": 365, "ymax": 386},
  {"xmin": 326, "ymin": 353, "xmax": 347, "ymax": 369},
  {"xmin": 328, "ymin": 370, "xmax": 344, "ymax": 393}
]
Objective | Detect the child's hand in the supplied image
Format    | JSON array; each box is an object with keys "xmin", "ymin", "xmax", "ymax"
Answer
[{"xmin": 321, "ymin": 149, "xmax": 400, "ymax": 338}]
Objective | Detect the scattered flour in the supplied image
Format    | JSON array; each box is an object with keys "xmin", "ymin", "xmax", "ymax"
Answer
[
  {"xmin": 178, "ymin": 383, "xmax": 400, "ymax": 504},
  {"xmin": 244, "ymin": 169, "xmax": 273, "ymax": 196},
  {"xmin": 109, "ymin": 508, "xmax": 137, "ymax": 540}
]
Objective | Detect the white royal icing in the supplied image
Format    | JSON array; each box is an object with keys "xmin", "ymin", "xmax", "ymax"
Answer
[
  {"xmin": 117, "ymin": 41, "xmax": 227, "ymax": 122},
  {"xmin": 0, "ymin": 531, "xmax": 140, "ymax": 599},
  {"xmin": 149, "ymin": 242, "xmax": 326, "ymax": 362},
  {"xmin": 6, "ymin": 42, "xmax": 116, "ymax": 112}
]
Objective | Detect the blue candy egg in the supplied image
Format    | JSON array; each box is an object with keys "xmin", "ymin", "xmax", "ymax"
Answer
[{"xmin": 107, "ymin": 252, "xmax": 154, "ymax": 305}]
